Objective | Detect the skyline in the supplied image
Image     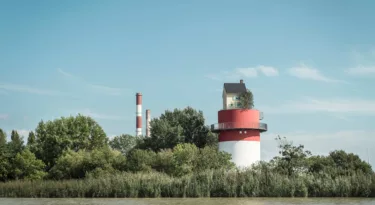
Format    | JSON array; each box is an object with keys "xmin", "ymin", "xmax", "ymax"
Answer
[{"xmin": 1, "ymin": 0, "xmax": 375, "ymax": 167}]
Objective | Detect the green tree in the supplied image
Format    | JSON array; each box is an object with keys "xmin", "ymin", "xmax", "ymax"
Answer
[
  {"xmin": 8, "ymin": 130, "xmax": 24, "ymax": 155},
  {"xmin": 307, "ymin": 155, "xmax": 335, "ymax": 174},
  {"xmin": 27, "ymin": 131, "xmax": 38, "ymax": 153},
  {"xmin": 0, "ymin": 129, "xmax": 6, "ymax": 147},
  {"xmin": 194, "ymin": 146, "xmax": 235, "ymax": 172},
  {"xmin": 153, "ymin": 149, "xmax": 175, "ymax": 175},
  {"xmin": 328, "ymin": 150, "xmax": 372, "ymax": 175},
  {"xmin": 27, "ymin": 131, "xmax": 36, "ymax": 146},
  {"xmin": 239, "ymin": 89, "xmax": 254, "ymax": 109},
  {"xmin": 273, "ymin": 135, "xmax": 311, "ymax": 176},
  {"xmin": 140, "ymin": 107, "xmax": 217, "ymax": 151},
  {"xmin": 34, "ymin": 115, "xmax": 108, "ymax": 169},
  {"xmin": 0, "ymin": 129, "xmax": 10, "ymax": 181},
  {"xmin": 172, "ymin": 143, "xmax": 199, "ymax": 176},
  {"xmin": 49, "ymin": 147, "xmax": 126, "ymax": 180},
  {"xmin": 109, "ymin": 134, "xmax": 137, "ymax": 155},
  {"xmin": 126, "ymin": 149, "xmax": 156, "ymax": 172},
  {"xmin": 13, "ymin": 149, "xmax": 46, "ymax": 180},
  {"xmin": 5, "ymin": 130, "xmax": 26, "ymax": 180}
]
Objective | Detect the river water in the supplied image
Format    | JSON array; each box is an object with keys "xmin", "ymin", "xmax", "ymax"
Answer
[{"xmin": 0, "ymin": 198, "xmax": 374, "ymax": 205}]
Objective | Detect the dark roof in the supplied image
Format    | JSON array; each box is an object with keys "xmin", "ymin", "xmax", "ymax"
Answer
[{"xmin": 224, "ymin": 83, "xmax": 247, "ymax": 93}]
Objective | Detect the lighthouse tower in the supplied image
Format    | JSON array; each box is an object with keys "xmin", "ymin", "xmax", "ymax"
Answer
[{"xmin": 211, "ymin": 80, "xmax": 267, "ymax": 168}]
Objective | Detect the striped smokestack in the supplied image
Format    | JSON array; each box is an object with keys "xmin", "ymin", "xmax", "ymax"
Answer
[
  {"xmin": 136, "ymin": 93, "xmax": 142, "ymax": 136},
  {"xmin": 146, "ymin": 109, "xmax": 151, "ymax": 137}
]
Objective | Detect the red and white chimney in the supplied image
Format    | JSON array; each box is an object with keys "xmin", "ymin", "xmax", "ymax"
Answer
[
  {"xmin": 146, "ymin": 109, "xmax": 151, "ymax": 137},
  {"xmin": 136, "ymin": 93, "xmax": 142, "ymax": 136}
]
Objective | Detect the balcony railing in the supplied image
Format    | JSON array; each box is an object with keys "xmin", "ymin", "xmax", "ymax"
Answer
[{"xmin": 211, "ymin": 122, "xmax": 267, "ymax": 132}]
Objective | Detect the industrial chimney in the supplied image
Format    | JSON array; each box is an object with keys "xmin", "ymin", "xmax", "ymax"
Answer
[
  {"xmin": 146, "ymin": 109, "xmax": 151, "ymax": 137},
  {"xmin": 136, "ymin": 93, "xmax": 142, "ymax": 136}
]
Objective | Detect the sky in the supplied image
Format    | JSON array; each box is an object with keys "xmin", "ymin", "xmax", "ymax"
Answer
[{"xmin": 1, "ymin": 0, "xmax": 375, "ymax": 167}]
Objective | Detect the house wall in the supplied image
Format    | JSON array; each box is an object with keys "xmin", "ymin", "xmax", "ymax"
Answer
[
  {"xmin": 224, "ymin": 93, "xmax": 241, "ymax": 109},
  {"xmin": 222, "ymin": 89, "xmax": 226, "ymax": 110}
]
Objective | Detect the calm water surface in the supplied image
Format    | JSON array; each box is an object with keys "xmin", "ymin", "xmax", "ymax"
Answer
[{"xmin": 0, "ymin": 198, "xmax": 374, "ymax": 205}]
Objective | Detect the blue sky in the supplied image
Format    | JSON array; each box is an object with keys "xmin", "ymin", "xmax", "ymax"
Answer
[{"xmin": 1, "ymin": 0, "xmax": 375, "ymax": 166}]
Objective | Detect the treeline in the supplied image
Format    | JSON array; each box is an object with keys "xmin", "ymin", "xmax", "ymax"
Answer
[{"xmin": 0, "ymin": 107, "xmax": 374, "ymax": 197}]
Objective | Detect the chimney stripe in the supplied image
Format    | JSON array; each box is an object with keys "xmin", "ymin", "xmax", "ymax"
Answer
[{"xmin": 136, "ymin": 93, "xmax": 142, "ymax": 136}]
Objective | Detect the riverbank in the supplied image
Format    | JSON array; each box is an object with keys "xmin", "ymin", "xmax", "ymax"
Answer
[{"xmin": 1, "ymin": 170, "xmax": 374, "ymax": 198}]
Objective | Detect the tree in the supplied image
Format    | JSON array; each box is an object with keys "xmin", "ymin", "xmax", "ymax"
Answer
[
  {"xmin": 307, "ymin": 155, "xmax": 335, "ymax": 174},
  {"xmin": 27, "ymin": 131, "xmax": 38, "ymax": 153},
  {"xmin": 328, "ymin": 150, "xmax": 373, "ymax": 175},
  {"xmin": 0, "ymin": 129, "xmax": 9, "ymax": 181},
  {"xmin": 126, "ymin": 149, "xmax": 156, "ymax": 172},
  {"xmin": 273, "ymin": 135, "xmax": 311, "ymax": 176},
  {"xmin": 139, "ymin": 107, "xmax": 217, "ymax": 151},
  {"xmin": 49, "ymin": 147, "xmax": 126, "ymax": 180},
  {"xmin": 109, "ymin": 134, "xmax": 137, "ymax": 155},
  {"xmin": 34, "ymin": 115, "xmax": 108, "ymax": 169},
  {"xmin": 27, "ymin": 131, "xmax": 36, "ymax": 146},
  {"xmin": 172, "ymin": 143, "xmax": 199, "ymax": 176},
  {"xmin": 13, "ymin": 149, "xmax": 46, "ymax": 180},
  {"xmin": 194, "ymin": 146, "xmax": 235, "ymax": 172},
  {"xmin": 8, "ymin": 130, "xmax": 24, "ymax": 156},
  {"xmin": 0, "ymin": 129, "xmax": 6, "ymax": 147},
  {"xmin": 239, "ymin": 89, "xmax": 254, "ymax": 109},
  {"xmin": 153, "ymin": 149, "xmax": 175, "ymax": 175}
]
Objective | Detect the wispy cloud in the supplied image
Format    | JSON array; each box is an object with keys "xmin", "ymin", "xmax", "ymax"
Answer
[
  {"xmin": 206, "ymin": 65, "xmax": 278, "ymax": 81},
  {"xmin": 89, "ymin": 85, "xmax": 124, "ymax": 96},
  {"xmin": 234, "ymin": 67, "xmax": 259, "ymax": 78},
  {"xmin": 260, "ymin": 97, "xmax": 375, "ymax": 115},
  {"xmin": 58, "ymin": 68, "xmax": 76, "ymax": 78},
  {"xmin": 257, "ymin": 65, "xmax": 279, "ymax": 77},
  {"xmin": 58, "ymin": 69, "xmax": 130, "ymax": 96},
  {"xmin": 345, "ymin": 49, "xmax": 375, "ymax": 77},
  {"xmin": 0, "ymin": 114, "xmax": 8, "ymax": 120},
  {"xmin": 0, "ymin": 83, "xmax": 68, "ymax": 96},
  {"xmin": 346, "ymin": 65, "xmax": 375, "ymax": 76},
  {"xmin": 75, "ymin": 108, "xmax": 128, "ymax": 120},
  {"xmin": 288, "ymin": 63, "xmax": 341, "ymax": 83}
]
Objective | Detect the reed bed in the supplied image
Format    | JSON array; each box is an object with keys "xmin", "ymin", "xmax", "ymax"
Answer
[{"xmin": 0, "ymin": 169, "xmax": 374, "ymax": 198}]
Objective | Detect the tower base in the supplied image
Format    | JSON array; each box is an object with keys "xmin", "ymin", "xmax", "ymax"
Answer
[{"xmin": 219, "ymin": 141, "xmax": 260, "ymax": 168}]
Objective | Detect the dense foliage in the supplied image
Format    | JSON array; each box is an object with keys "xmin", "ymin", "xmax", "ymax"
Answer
[
  {"xmin": 239, "ymin": 89, "xmax": 254, "ymax": 109},
  {"xmin": 0, "ymin": 107, "xmax": 374, "ymax": 197},
  {"xmin": 138, "ymin": 107, "xmax": 218, "ymax": 151}
]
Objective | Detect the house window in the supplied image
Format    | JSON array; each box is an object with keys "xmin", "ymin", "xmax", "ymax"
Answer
[
  {"xmin": 233, "ymin": 96, "xmax": 240, "ymax": 100},
  {"xmin": 237, "ymin": 102, "xmax": 241, "ymax": 107},
  {"xmin": 230, "ymin": 103, "xmax": 234, "ymax": 107}
]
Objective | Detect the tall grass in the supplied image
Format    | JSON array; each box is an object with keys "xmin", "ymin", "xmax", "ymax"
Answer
[{"xmin": 0, "ymin": 170, "xmax": 374, "ymax": 198}]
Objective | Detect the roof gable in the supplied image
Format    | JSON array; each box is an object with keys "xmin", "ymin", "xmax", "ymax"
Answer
[{"xmin": 224, "ymin": 83, "xmax": 246, "ymax": 93}]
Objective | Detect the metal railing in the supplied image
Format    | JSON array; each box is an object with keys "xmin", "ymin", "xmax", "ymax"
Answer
[
  {"xmin": 211, "ymin": 122, "xmax": 267, "ymax": 132},
  {"xmin": 259, "ymin": 112, "xmax": 264, "ymax": 120}
]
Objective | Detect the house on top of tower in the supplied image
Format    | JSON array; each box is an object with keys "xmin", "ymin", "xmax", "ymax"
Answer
[{"xmin": 222, "ymin": 79, "xmax": 246, "ymax": 110}]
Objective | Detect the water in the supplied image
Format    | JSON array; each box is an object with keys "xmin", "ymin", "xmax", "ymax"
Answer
[{"xmin": 0, "ymin": 198, "xmax": 374, "ymax": 205}]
